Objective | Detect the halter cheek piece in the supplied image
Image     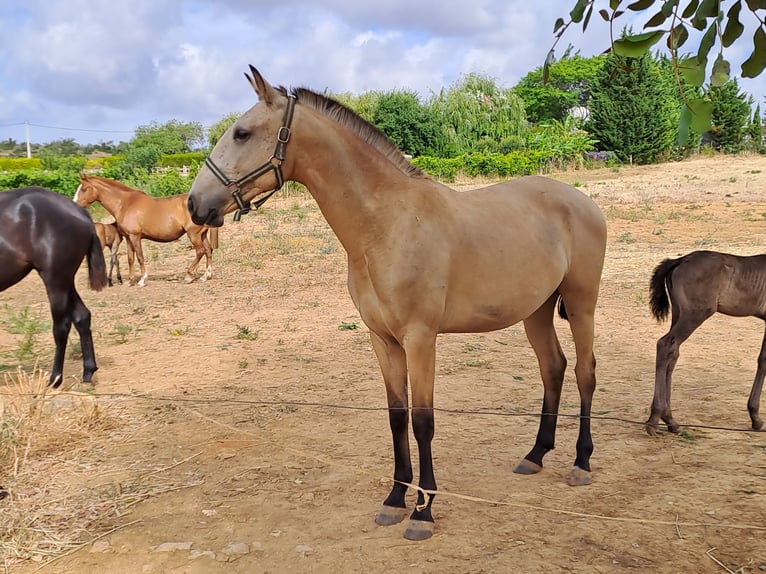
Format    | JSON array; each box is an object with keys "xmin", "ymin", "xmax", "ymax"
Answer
[{"xmin": 203, "ymin": 95, "xmax": 297, "ymax": 222}]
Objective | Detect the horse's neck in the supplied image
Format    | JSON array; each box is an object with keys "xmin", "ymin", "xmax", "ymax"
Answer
[
  {"xmin": 94, "ymin": 182, "xmax": 130, "ymax": 215},
  {"xmin": 292, "ymin": 118, "xmax": 416, "ymax": 249}
]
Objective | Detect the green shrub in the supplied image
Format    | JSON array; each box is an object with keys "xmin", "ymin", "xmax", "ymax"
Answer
[
  {"xmin": 0, "ymin": 157, "xmax": 43, "ymax": 171},
  {"xmin": 0, "ymin": 170, "xmax": 80, "ymax": 196},
  {"xmin": 159, "ymin": 152, "xmax": 206, "ymax": 168}
]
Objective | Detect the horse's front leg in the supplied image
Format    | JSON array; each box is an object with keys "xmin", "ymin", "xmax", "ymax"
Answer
[
  {"xmin": 748, "ymin": 324, "xmax": 766, "ymax": 431},
  {"xmin": 69, "ymin": 290, "xmax": 97, "ymax": 383},
  {"xmin": 401, "ymin": 330, "xmax": 437, "ymax": 540},
  {"xmin": 125, "ymin": 237, "xmax": 137, "ymax": 285},
  {"xmin": 42, "ymin": 281, "xmax": 73, "ymax": 388},
  {"xmin": 370, "ymin": 331, "xmax": 412, "ymax": 528},
  {"xmin": 131, "ymin": 237, "xmax": 148, "ymax": 287},
  {"xmin": 184, "ymin": 232, "xmax": 206, "ymax": 284}
]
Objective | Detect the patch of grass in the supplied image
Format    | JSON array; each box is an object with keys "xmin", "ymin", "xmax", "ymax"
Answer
[
  {"xmin": 234, "ymin": 325, "xmax": 259, "ymax": 341},
  {"xmin": 694, "ymin": 235, "xmax": 715, "ymax": 247},
  {"xmin": 0, "ymin": 305, "xmax": 49, "ymax": 362},
  {"xmin": 169, "ymin": 326, "xmax": 190, "ymax": 336},
  {"xmin": 463, "ymin": 358, "xmax": 491, "ymax": 368},
  {"xmin": 338, "ymin": 321, "xmax": 358, "ymax": 331},
  {"xmin": 110, "ymin": 323, "xmax": 134, "ymax": 344},
  {"xmin": 617, "ymin": 231, "xmax": 637, "ymax": 244}
]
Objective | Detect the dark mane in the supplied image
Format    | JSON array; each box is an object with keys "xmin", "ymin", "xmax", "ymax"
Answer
[{"xmin": 284, "ymin": 86, "xmax": 427, "ymax": 179}]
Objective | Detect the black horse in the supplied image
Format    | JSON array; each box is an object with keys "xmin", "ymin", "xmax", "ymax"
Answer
[{"xmin": 0, "ymin": 186, "xmax": 107, "ymax": 387}]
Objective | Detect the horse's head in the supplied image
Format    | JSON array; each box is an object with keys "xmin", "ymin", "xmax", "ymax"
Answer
[
  {"xmin": 73, "ymin": 174, "xmax": 98, "ymax": 208},
  {"xmin": 188, "ymin": 66, "xmax": 295, "ymax": 227}
]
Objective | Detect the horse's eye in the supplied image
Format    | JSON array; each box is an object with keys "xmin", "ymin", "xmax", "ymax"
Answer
[{"xmin": 233, "ymin": 127, "xmax": 250, "ymax": 142}]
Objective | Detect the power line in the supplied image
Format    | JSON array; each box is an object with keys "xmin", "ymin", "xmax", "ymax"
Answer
[{"xmin": 0, "ymin": 121, "xmax": 134, "ymax": 135}]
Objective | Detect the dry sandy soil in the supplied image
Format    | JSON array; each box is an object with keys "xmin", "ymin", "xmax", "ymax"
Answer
[{"xmin": 1, "ymin": 154, "xmax": 766, "ymax": 573}]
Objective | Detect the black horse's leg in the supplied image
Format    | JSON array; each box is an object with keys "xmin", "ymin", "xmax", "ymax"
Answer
[
  {"xmin": 401, "ymin": 331, "xmax": 437, "ymax": 541},
  {"xmin": 370, "ymin": 331, "xmax": 411, "ymax": 527},
  {"xmin": 747, "ymin": 323, "xmax": 766, "ymax": 431},
  {"xmin": 70, "ymin": 289, "xmax": 97, "ymax": 383},
  {"xmin": 44, "ymin": 282, "xmax": 73, "ymax": 388},
  {"xmin": 516, "ymin": 296, "xmax": 566, "ymax": 474},
  {"xmin": 646, "ymin": 311, "xmax": 709, "ymax": 434}
]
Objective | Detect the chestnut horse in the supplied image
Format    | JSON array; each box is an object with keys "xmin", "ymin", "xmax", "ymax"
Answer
[
  {"xmin": 646, "ymin": 250, "xmax": 766, "ymax": 435},
  {"xmin": 94, "ymin": 221, "xmax": 123, "ymax": 286},
  {"xmin": 74, "ymin": 175, "xmax": 219, "ymax": 286},
  {"xmin": 187, "ymin": 66, "xmax": 607, "ymax": 540},
  {"xmin": 0, "ymin": 186, "xmax": 107, "ymax": 386}
]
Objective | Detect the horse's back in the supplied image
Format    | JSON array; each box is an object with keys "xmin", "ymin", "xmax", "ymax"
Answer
[{"xmin": 0, "ymin": 186, "xmax": 96, "ymax": 272}]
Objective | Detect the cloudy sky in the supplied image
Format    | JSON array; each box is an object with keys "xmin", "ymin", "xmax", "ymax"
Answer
[{"xmin": 1, "ymin": 1, "xmax": 764, "ymax": 146}]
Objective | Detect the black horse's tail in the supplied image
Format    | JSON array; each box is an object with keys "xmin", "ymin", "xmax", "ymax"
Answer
[
  {"xmin": 557, "ymin": 295, "xmax": 568, "ymax": 321},
  {"xmin": 649, "ymin": 257, "xmax": 684, "ymax": 322},
  {"xmin": 87, "ymin": 226, "xmax": 108, "ymax": 291}
]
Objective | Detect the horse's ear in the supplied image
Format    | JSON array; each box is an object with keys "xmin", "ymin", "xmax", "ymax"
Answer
[{"xmin": 245, "ymin": 65, "xmax": 279, "ymax": 105}]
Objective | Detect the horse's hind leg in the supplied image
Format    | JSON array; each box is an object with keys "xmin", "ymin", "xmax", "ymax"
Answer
[
  {"xmin": 747, "ymin": 324, "xmax": 766, "ymax": 431},
  {"xmin": 370, "ymin": 331, "xmax": 412, "ymax": 529},
  {"xmin": 69, "ymin": 289, "xmax": 97, "ymax": 382},
  {"xmin": 515, "ymin": 294, "xmax": 566, "ymax": 476},
  {"xmin": 646, "ymin": 311, "xmax": 709, "ymax": 435},
  {"xmin": 201, "ymin": 232, "xmax": 213, "ymax": 281},
  {"xmin": 43, "ymin": 281, "xmax": 74, "ymax": 388},
  {"xmin": 184, "ymin": 232, "xmax": 207, "ymax": 283}
]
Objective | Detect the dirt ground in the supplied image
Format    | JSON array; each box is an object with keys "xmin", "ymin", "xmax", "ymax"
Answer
[{"xmin": 2, "ymin": 154, "xmax": 766, "ymax": 573}]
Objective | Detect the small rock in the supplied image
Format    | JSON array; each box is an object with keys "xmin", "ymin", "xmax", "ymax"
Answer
[
  {"xmin": 189, "ymin": 550, "xmax": 216, "ymax": 560},
  {"xmin": 270, "ymin": 529, "xmax": 283, "ymax": 537},
  {"xmin": 201, "ymin": 509, "xmax": 218, "ymax": 517},
  {"xmin": 90, "ymin": 540, "xmax": 112, "ymax": 553},
  {"xmin": 250, "ymin": 541, "xmax": 264, "ymax": 552},
  {"xmin": 221, "ymin": 542, "xmax": 250, "ymax": 556},
  {"xmin": 154, "ymin": 542, "xmax": 193, "ymax": 552},
  {"xmin": 295, "ymin": 544, "xmax": 312, "ymax": 555}
]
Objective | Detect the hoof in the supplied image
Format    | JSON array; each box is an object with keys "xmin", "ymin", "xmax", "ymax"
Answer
[
  {"xmin": 566, "ymin": 466, "xmax": 592, "ymax": 486},
  {"xmin": 375, "ymin": 505, "xmax": 407, "ymax": 526},
  {"xmin": 666, "ymin": 422, "xmax": 680, "ymax": 434},
  {"xmin": 184, "ymin": 275, "xmax": 194, "ymax": 284},
  {"xmin": 645, "ymin": 422, "xmax": 660, "ymax": 436},
  {"xmin": 403, "ymin": 519, "xmax": 434, "ymax": 541},
  {"xmin": 513, "ymin": 459, "xmax": 543, "ymax": 475}
]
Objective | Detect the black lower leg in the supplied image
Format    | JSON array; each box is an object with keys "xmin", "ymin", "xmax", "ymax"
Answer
[
  {"xmin": 410, "ymin": 408, "xmax": 435, "ymax": 522},
  {"xmin": 382, "ymin": 406, "xmax": 411, "ymax": 509}
]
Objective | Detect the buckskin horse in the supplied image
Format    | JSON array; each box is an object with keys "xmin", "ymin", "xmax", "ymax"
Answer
[
  {"xmin": 0, "ymin": 186, "xmax": 107, "ymax": 387},
  {"xmin": 74, "ymin": 175, "xmax": 219, "ymax": 286},
  {"xmin": 186, "ymin": 66, "xmax": 607, "ymax": 540}
]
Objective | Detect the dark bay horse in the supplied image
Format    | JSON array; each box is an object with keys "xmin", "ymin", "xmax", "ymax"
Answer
[
  {"xmin": 646, "ymin": 250, "xmax": 766, "ymax": 435},
  {"xmin": 74, "ymin": 175, "xmax": 219, "ymax": 286},
  {"xmin": 94, "ymin": 221, "xmax": 123, "ymax": 286},
  {"xmin": 0, "ymin": 186, "xmax": 107, "ymax": 387},
  {"xmin": 187, "ymin": 66, "xmax": 607, "ymax": 540}
]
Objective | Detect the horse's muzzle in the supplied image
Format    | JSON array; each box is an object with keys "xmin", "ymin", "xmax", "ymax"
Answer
[{"xmin": 187, "ymin": 196, "xmax": 222, "ymax": 227}]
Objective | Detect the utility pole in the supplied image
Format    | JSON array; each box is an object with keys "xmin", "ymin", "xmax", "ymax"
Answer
[{"xmin": 25, "ymin": 120, "xmax": 31, "ymax": 158}]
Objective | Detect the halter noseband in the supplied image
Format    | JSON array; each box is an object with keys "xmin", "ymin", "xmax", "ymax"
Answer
[{"xmin": 203, "ymin": 95, "xmax": 297, "ymax": 222}]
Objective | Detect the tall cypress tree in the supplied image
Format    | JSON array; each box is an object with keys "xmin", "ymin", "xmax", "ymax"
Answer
[
  {"xmin": 707, "ymin": 80, "xmax": 752, "ymax": 153},
  {"xmin": 587, "ymin": 51, "xmax": 678, "ymax": 164}
]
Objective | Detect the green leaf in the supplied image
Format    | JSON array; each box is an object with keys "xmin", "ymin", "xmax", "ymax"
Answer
[
  {"xmin": 613, "ymin": 30, "xmax": 664, "ymax": 57},
  {"xmin": 610, "ymin": 0, "xmax": 621, "ymax": 9},
  {"xmin": 696, "ymin": 22, "xmax": 717, "ymax": 63},
  {"xmin": 721, "ymin": 2, "xmax": 744, "ymax": 47},
  {"xmin": 543, "ymin": 49, "xmax": 555, "ymax": 83},
  {"xmin": 741, "ymin": 26, "xmax": 766, "ymax": 78},
  {"xmin": 691, "ymin": 0, "xmax": 716, "ymax": 29},
  {"xmin": 687, "ymin": 97, "xmax": 714, "ymax": 134},
  {"xmin": 570, "ymin": 0, "xmax": 588, "ymax": 23},
  {"xmin": 627, "ymin": 0, "xmax": 656, "ymax": 9},
  {"xmin": 599, "ymin": 8, "xmax": 610, "ymax": 20},
  {"xmin": 645, "ymin": 10, "xmax": 669, "ymax": 27},
  {"xmin": 681, "ymin": 0, "xmax": 699, "ymax": 19},
  {"xmin": 710, "ymin": 54, "xmax": 731, "ymax": 86},
  {"xmin": 660, "ymin": 0, "xmax": 678, "ymax": 17},
  {"xmin": 678, "ymin": 56, "xmax": 706, "ymax": 86},
  {"xmin": 744, "ymin": 0, "xmax": 766, "ymax": 10},
  {"xmin": 678, "ymin": 104, "xmax": 692, "ymax": 146},
  {"xmin": 667, "ymin": 23, "xmax": 689, "ymax": 50},
  {"xmin": 553, "ymin": 17, "xmax": 566, "ymax": 33},
  {"xmin": 583, "ymin": 2, "xmax": 594, "ymax": 30}
]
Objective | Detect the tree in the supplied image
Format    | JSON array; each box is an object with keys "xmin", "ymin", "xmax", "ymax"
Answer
[
  {"xmin": 588, "ymin": 49, "xmax": 679, "ymax": 164},
  {"xmin": 514, "ymin": 50, "xmax": 605, "ymax": 124},
  {"xmin": 207, "ymin": 113, "xmax": 241, "ymax": 148},
  {"xmin": 372, "ymin": 90, "xmax": 438, "ymax": 157},
  {"xmin": 331, "ymin": 91, "xmax": 382, "ymax": 124},
  {"xmin": 131, "ymin": 120, "xmax": 205, "ymax": 155},
  {"xmin": 555, "ymin": 1, "xmax": 766, "ymax": 139},
  {"xmin": 746, "ymin": 103, "xmax": 763, "ymax": 151},
  {"xmin": 428, "ymin": 73, "xmax": 527, "ymax": 156},
  {"xmin": 706, "ymin": 79, "xmax": 752, "ymax": 152}
]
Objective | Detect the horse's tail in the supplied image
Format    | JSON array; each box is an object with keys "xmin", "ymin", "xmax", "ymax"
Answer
[
  {"xmin": 649, "ymin": 257, "xmax": 683, "ymax": 322},
  {"xmin": 209, "ymin": 226, "xmax": 219, "ymax": 250},
  {"xmin": 87, "ymin": 225, "xmax": 109, "ymax": 291},
  {"xmin": 556, "ymin": 295, "xmax": 568, "ymax": 321}
]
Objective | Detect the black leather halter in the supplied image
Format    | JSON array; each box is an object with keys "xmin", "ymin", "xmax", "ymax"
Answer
[{"xmin": 203, "ymin": 95, "xmax": 297, "ymax": 221}]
